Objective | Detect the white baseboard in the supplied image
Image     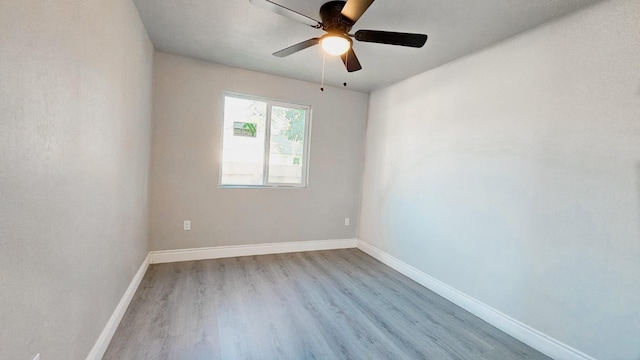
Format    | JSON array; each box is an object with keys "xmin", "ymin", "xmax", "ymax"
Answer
[
  {"xmin": 86, "ymin": 254, "xmax": 150, "ymax": 360},
  {"xmin": 356, "ymin": 239, "xmax": 596, "ymax": 360},
  {"xmin": 149, "ymin": 238, "xmax": 358, "ymax": 264}
]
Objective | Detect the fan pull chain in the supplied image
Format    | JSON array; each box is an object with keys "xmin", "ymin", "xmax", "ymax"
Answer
[
  {"xmin": 343, "ymin": 53, "xmax": 348, "ymax": 87},
  {"xmin": 320, "ymin": 51, "xmax": 326, "ymax": 92}
]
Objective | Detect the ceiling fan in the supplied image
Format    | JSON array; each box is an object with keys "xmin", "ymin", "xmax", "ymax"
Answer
[{"xmin": 249, "ymin": 0, "xmax": 428, "ymax": 73}]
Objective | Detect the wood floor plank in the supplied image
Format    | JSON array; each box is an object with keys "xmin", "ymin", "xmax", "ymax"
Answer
[{"xmin": 103, "ymin": 249, "xmax": 551, "ymax": 360}]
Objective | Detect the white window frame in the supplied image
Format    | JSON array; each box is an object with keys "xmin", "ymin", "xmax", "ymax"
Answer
[{"xmin": 219, "ymin": 92, "xmax": 312, "ymax": 189}]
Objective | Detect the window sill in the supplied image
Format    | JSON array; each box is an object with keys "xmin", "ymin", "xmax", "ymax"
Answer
[{"xmin": 219, "ymin": 184, "xmax": 308, "ymax": 189}]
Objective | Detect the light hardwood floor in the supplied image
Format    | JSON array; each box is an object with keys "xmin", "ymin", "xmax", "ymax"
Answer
[{"xmin": 103, "ymin": 249, "xmax": 551, "ymax": 359}]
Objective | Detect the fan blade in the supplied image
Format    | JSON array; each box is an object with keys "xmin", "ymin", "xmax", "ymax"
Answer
[
  {"xmin": 355, "ymin": 30, "xmax": 427, "ymax": 47},
  {"xmin": 341, "ymin": 0, "xmax": 374, "ymax": 24},
  {"xmin": 273, "ymin": 38, "xmax": 320, "ymax": 57},
  {"xmin": 340, "ymin": 48, "xmax": 362, "ymax": 72},
  {"xmin": 249, "ymin": 0, "xmax": 321, "ymax": 28}
]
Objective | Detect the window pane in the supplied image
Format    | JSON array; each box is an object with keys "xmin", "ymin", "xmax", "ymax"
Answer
[
  {"xmin": 220, "ymin": 97, "xmax": 266, "ymax": 185},
  {"xmin": 268, "ymin": 106, "xmax": 306, "ymax": 184}
]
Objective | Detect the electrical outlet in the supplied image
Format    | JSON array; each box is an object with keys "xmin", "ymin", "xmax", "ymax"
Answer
[
  {"xmin": 344, "ymin": 217, "xmax": 350, "ymax": 226},
  {"xmin": 183, "ymin": 220, "xmax": 191, "ymax": 231}
]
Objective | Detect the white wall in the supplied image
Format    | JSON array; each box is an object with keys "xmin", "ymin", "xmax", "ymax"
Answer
[
  {"xmin": 359, "ymin": 0, "xmax": 640, "ymax": 359},
  {"xmin": 0, "ymin": 1, "xmax": 153, "ymax": 359},
  {"xmin": 149, "ymin": 52, "xmax": 368, "ymax": 250}
]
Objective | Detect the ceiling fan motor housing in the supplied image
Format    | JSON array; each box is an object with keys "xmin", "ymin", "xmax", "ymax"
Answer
[{"xmin": 320, "ymin": 1, "xmax": 353, "ymax": 34}]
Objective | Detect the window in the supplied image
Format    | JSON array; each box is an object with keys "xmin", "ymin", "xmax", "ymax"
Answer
[{"xmin": 220, "ymin": 93, "xmax": 311, "ymax": 187}]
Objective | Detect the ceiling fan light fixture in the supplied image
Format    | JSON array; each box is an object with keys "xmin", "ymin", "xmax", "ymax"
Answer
[{"xmin": 320, "ymin": 34, "xmax": 351, "ymax": 56}]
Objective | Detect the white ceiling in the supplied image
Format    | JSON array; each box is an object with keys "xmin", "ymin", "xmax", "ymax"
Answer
[{"xmin": 133, "ymin": 0, "xmax": 600, "ymax": 93}]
